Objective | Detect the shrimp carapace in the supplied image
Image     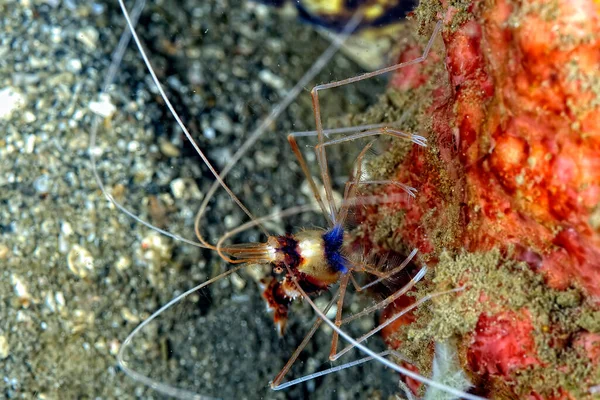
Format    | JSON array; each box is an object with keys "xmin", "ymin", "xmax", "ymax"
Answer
[{"xmin": 261, "ymin": 224, "xmax": 348, "ymax": 335}]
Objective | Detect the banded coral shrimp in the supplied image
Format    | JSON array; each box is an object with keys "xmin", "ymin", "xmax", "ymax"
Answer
[{"xmin": 90, "ymin": 0, "xmax": 485, "ymax": 398}]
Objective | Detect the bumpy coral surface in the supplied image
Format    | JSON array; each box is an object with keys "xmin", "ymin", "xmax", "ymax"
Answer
[{"xmin": 354, "ymin": 0, "xmax": 600, "ymax": 397}]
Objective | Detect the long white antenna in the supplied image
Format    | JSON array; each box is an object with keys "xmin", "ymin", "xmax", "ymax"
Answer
[
  {"xmin": 93, "ymin": 0, "xmax": 361, "ymax": 246},
  {"xmin": 117, "ymin": 0, "xmax": 269, "ymax": 237},
  {"xmin": 89, "ymin": 0, "xmax": 207, "ymax": 247}
]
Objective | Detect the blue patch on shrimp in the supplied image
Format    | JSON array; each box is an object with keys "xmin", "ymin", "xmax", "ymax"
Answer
[{"xmin": 322, "ymin": 224, "xmax": 348, "ymax": 273}]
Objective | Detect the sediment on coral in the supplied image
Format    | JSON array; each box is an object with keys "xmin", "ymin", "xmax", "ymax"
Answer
[{"xmin": 352, "ymin": 0, "xmax": 600, "ymax": 397}]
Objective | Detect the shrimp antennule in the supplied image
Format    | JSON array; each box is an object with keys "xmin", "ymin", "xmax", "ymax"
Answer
[{"xmin": 217, "ymin": 242, "xmax": 274, "ymax": 263}]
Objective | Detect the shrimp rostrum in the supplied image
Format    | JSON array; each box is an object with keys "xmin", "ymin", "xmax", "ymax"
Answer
[{"xmin": 92, "ymin": 1, "xmax": 486, "ymax": 399}]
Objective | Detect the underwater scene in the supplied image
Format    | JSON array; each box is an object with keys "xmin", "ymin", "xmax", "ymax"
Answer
[{"xmin": 1, "ymin": 0, "xmax": 599, "ymax": 399}]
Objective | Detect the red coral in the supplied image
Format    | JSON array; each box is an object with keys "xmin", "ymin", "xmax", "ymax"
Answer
[
  {"xmin": 574, "ymin": 332, "xmax": 600, "ymax": 365},
  {"xmin": 467, "ymin": 311, "xmax": 540, "ymax": 377},
  {"xmin": 364, "ymin": 0, "xmax": 600, "ymax": 396}
]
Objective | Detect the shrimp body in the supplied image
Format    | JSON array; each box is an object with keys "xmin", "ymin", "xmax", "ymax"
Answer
[
  {"xmin": 105, "ymin": 4, "xmax": 485, "ymax": 397},
  {"xmin": 261, "ymin": 224, "xmax": 347, "ymax": 334}
]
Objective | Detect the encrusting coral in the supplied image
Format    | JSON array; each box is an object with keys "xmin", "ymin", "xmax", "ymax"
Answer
[{"xmin": 351, "ymin": 0, "xmax": 600, "ymax": 397}]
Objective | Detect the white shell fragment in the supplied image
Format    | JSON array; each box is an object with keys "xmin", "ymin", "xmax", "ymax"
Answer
[
  {"xmin": 89, "ymin": 93, "xmax": 116, "ymax": 118},
  {"xmin": 258, "ymin": 69, "xmax": 285, "ymax": 90},
  {"xmin": 138, "ymin": 233, "xmax": 173, "ymax": 287},
  {"xmin": 67, "ymin": 244, "xmax": 95, "ymax": 278},
  {"xmin": 76, "ymin": 26, "xmax": 99, "ymax": 50},
  {"xmin": 11, "ymin": 274, "xmax": 32, "ymax": 308},
  {"xmin": 170, "ymin": 177, "xmax": 203, "ymax": 200},
  {"xmin": 0, "ymin": 335, "xmax": 9, "ymax": 359},
  {"xmin": 0, "ymin": 87, "xmax": 26, "ymax": 120},
  {"xmin": 0, "ymin": 244, "xmax": 9, "ymax": 259}
]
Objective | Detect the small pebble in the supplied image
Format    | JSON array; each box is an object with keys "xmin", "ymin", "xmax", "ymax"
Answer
[
  {"xmin": 11, "ymin": 274, "xmax": 32, "ymax": 308},
  {"xmin": 159, "ymin": 139, "xmax": 181, "ymax": 157},
  {"xmin": 255, "ymin": 150, "xmax": 277, "ymax": 168},
  {"xmin": 44, "ymin": 293, "xmax": 56, "ymax": 313},
  {"xmin": 76, "ymin": 26, "xmax": 99, "ymax": 50},
  {"xmin": 224, "ymin": 214, "xmax": 240, "ymax": 230},
  {"xmin": 66, "ymin": 58, "xmax": 82, "ymax": 73},
  {"xmin": 127, "ymin": 141, "xmax": 140, "ymax": 152},
  {"xmin": 115, "ymin": 256, "xmax": 131, "ymax": 272},
  {"xmin": 230, "ymin": 272, "xmax": 246, "ymax": 290},
  {"xmin": 24, "ymin": 134, "xmax": 36, "ymax": 154},
  {"xmin": 249, "ymin": 2, "xmax": 270, "ymax": 20},
  {"xmin": 33, "ymin": 175, "xmax": 50, "ymax": 194},
  {"xmin": 108, "ymin": 339, "xmax": 120, "ymax": 356},
  {"xmin": 67, "ymin": 245, "xmax": 95, "ymax": 279},
  {"xmin": 0, "ymin": 87, "xmax": 26, "ymax": 120},
  {"xmin": 0, "ymin": 335, "xmax": 9, "ymax": 359},
  {"xmin": 258, "ymin": 69, "xmax": 285, "ymax": 90},
  {"xmin": 203, "ymin": 127, "xmax": 216, "ymax": 140},
  {"xmin": 55, "ymin": 292, "xmax": 66, "ymax": 311},
  {"xmin": 170, "ymin": 178, "xmax": 203, "ymax": 200},
  {"xmin": 140, "ymin": 233, "xmax": 172, "ymax": 264},
  {"xmin": 49, "ymin": 26, "xmax": 62, "ymax": 44},
  {"xmin": 71, "ymin": 309, "xmax": 95, "ymax": 334},
  {"xmin": 43, "ymin": 0, "xmax": 60, "ymax": 7},
  {"xmin": 120, "ymin": 308, "xmax": 140, "ymax": 324},
  {"xmin": 209, "ymin": 147, "xmax": 232, "ymax": 167},
  {"xmin": 0, "ymin": 244, "xmax": 9, "ymax": 259},
  {"xmin": 213, "ymin": 113, "xmax": 233, "ymax": 134},
  {"xmin": 22, "ymin": 111, "xmax": 36, "ymax": 123},
  {"xmin": 61, "ymin": 221, "xmax": 73, "ymax": 236},
  {"xmin": 89, "ymin": 93, "xmax": 116, "ymax": 118},
  {"xmin": 91, "ymin": 2, "xmax": 105, "ymax": 15}
]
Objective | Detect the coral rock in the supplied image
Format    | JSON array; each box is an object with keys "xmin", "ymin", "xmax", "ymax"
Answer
[{"xmin": 359, "ymin": 0, "xmax": 600, "ymax": 397}]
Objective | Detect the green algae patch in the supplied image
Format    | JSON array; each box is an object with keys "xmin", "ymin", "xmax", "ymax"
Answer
[
  {"xmin": 577, "ymin": 310, "xmax": 600, "ymax": 332},
  {"xmin": 351, "ymin": 83, "xmax": 435, "ymax": 180},
  {"xmin": 413, "ymin": 0, "xmax": 475, "ymax": 34},
  {"xmin": 514, "ymin": 349, "xmax": 599, "ymax": 399},
  {"xmin": 387, "ymin": 249, "xmax": 600, "ymax": 398},
  {"xmin": 372, "ymin": 207, "xmax": 407, "ymax": 250},
  {"xmin": 507, "ymin": 0, "xmax": 560, "ymax": 26},
  {"xmin": 422, "ymin": 147, "xmax": 465, "ymax": 254}
]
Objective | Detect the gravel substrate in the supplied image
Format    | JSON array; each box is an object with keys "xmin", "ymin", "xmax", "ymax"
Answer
[{"xmin": 0, "ymin": 0, "xmax": 398, "ymax": 398}]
